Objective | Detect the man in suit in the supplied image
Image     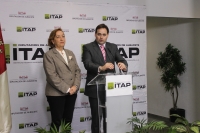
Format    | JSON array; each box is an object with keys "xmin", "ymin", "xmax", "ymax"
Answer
[
  {"xmin": 82, "ymin": 24, "xmax": 128, "ymax": 133},
  {"xmin": 43, "ymin": 28, "xmax": 81, "ymax": 131}
]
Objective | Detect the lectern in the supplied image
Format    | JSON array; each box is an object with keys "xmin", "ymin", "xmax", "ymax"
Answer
[{"xmin": 88, "ymin": 73, "xmax": 132, "ymax": 133}]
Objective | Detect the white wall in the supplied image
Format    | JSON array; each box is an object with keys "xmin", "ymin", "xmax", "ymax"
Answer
[
  {"xmin": 1, "ymin": 0, "xmax": 146, "ymax": 6},
  {"xmin": 147, "ymin": 17, "xmax": 200, "ymax": 122},
  {"xmin": 57, "ymin": 0, "xmax": 145, "ymax": 5},
  {"xmin": 2, "ymin": 0, "xmax": 200, "ymax": 18},
  {"xmin": 194, "ymin": 20, "xmax": 200, "ymax": 119},
  {"xmin": 146, "ymin": 0, "xmax": 200, "ymax": 18}
]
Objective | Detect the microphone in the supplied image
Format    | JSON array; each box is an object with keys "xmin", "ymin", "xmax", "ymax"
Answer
[
  {"xmin": 104, "ymin": 47, "xmax": 116, "ymax": 74},
  {"xmin": 107, "ymin": 47, "xmax": 125, "ymax": 75}
]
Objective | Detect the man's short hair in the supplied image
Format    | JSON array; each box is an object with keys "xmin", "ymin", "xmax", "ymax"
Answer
[{"xmin": 95, "ymin": 23, "xmax": 109, "ymax": 34}]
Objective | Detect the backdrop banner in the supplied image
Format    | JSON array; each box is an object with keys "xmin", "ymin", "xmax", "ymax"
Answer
[{"xmin": 0, "ymin": 1, "xmax": 147, "ymax": 133}]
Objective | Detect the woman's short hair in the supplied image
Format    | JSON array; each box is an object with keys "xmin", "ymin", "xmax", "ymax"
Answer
[{"xmin": 48, "ymin": 28, "xmax": 63, "ymax": 48}]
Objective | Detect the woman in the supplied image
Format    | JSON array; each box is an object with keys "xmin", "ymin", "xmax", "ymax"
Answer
[{"xmin": 43, "ymin": 28, "xmax": 81, "ymax": 131}]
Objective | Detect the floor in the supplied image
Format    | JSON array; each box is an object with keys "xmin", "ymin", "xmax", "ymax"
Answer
[
  {"xmin": 148, "ymin": 113, "xmax": 173, "ymax": 125},
  {"xmin": 147, "ymin": 113, "xmax": 174, "ymax": 133}
]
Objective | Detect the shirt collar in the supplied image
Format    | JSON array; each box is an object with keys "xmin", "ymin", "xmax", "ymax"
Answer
[
  {"xmin": 55, "ymin": 48, "xmax": 65, "ymax": 54},
  {"xmin": 98, "ymin": 43, "xmax": 106, "ymax": 48}
]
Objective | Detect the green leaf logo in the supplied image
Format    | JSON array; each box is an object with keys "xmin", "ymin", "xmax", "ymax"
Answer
[
  {"xmin": 80, "ymin": 117, "xmax": 84, "ymax": 122},
  {"xmin": 17, "ymin": 27, "xmax": 22, "ymax": 32},
  {"xmin": 19, "ymin": 123, "xmax": 24, "ymax": 129},
  {"xmin": 132, "ymin": 85, "xmax": 136, "ymax": 90},
  {"xmin": 132, "ymin": 112, "xmax": 137, "ymax": 116},
  {"xmin": 78, "ymin": 28, "xmax": 84, "ymax": 33},
  {"xmin": 45, "ymin": 14, "xmax": 50, "ymax": 19},
  {"xmin": 102, "ymin": 16, "xmax": 107, "ymax": 21},
  {"xmin": 80, "ymin": 88, "xmax": 85, "ymax": 93},
  {"xmin": 132, "ymin": 29, "xmax": 136, "ymax": 34},
  {"xmin": 18, "ymin": 92, "xmax": 24, "ymax": 97},
  {"xmin": 107, "ymin": 82, "xmax": 114, "ymax": 90}
]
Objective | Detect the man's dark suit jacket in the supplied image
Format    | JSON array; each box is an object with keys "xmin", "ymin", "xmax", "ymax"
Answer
[{"xmin": 82, "ymin": 41, "xmax": 128, "ymax": 98}]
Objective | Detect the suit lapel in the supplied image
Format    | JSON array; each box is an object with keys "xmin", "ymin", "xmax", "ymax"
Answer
[
  {"xmin": 64, "ymin": 49, "xmax": 73, "ymax": 70},
  {"xmin": 105, "ymin": 43, "xmax": 113, "ymax": 62},
  {"xmin": 52, "ymin": 48, "xmax": 71, "ymax": 70},
  {"xmin": 93, "ymin": 41, "xmax": 105, "ymax": 64}
]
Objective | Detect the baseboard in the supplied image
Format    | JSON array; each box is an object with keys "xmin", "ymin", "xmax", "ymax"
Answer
[{"xmin": 148, "ymin": 113, "xmax": 170, "ymax": 122}]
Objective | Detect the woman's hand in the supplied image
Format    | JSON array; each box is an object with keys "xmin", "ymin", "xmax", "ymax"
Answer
[{"xmin": 69, "ymin": 85, "xmax": 77, "ymax": 95}]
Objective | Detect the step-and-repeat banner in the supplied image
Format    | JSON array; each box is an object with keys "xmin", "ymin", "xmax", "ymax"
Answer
[{"xmin": 0, "ymin": 1, "xmax": 147, "ymax": 133}]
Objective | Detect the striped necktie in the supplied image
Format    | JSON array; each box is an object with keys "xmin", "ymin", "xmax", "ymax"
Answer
[{"xmin": 100, "ymin": 45, "xmax": 106, "ymax": 62}]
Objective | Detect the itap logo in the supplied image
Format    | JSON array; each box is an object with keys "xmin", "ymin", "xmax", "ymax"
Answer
[
  {"xmin": 132, "ymin": 85, "xmax": 146, "ymax": 90},
  {"xmin": 78, "ymin": 28, "xmax": 95, "ymax": 33},
  {"xmin": 18, "ymin": 91, "xmax": 37, "ymax": 98},
  {"xmin": 45, "ymin": 14, "xmax": 63, "ymax": 19},
  {"xmin": 132, "ymin": 29, "xmax": 145, "ymax": 34},
  {"xmin": 107, "ymin": 82, "xmax": 114, "ymax": 90},
  {"xmin": 17, "ymin": 27, "xmax": 36, "ymax": 32},
  {"xmin": 19, "ymin": 122, "xmax": 38, "ymax": 129},
  {"xmin": 132, "ymin": 111, "xmax": 146, "ymax": 116},
  {"xmin": 102, "ymin": 16, "xmax": 118, "ymax": 21},
  {"xmin": 80, "ymin": 116, "xmax": 92, "ymax": 122},
  {"xmin": 107, "ymin": 82, "xmax": 131, "ymax": 90}
]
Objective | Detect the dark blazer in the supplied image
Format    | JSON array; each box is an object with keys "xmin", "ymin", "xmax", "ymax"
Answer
[
  {"xmin": 43, "ymin": 48, "xmax": 81, "ymax": 96},
  {"xmin": 82, "ymin": 41, "xmax": 128, "ymax": 98}
]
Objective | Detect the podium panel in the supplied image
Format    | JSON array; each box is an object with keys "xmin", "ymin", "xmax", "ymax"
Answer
[
  {"xmin": 106, "ymin": 74, "xmax": 132, "ymax": 133},
  {"xmin": 88, "ymin": 73, "xmax": 133, "ymax": 133},
  {"xmin": 107, "ymin": 95, "xmax": 132, "ymax": 133}
]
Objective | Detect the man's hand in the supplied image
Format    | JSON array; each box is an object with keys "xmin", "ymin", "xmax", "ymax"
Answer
[
  {"xmin": 117, "ymin": 62, "xmax": 127, "ymax": 71},
  {"xmin": 99, "ymin": 63, "xmax": 114, "ymax": 71},
  {"xmin": 69, "ymin": 85, "xmax": 77, "ymax": 95}
]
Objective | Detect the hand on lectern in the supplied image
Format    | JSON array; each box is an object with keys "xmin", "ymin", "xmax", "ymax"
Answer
[
  {"xmin": 117, "ymin": 62, "xmax": 127, "ymax": 71},
  {"xmin": 99, "ymin": 62, "xmax": 114, "ymax": 71}
]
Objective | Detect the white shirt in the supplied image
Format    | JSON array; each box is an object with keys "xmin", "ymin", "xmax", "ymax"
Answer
[
  {"xmin": 98, "ymin": 43, "xmax": 106, "ymax": 48},
  {"xmin": 56, "ymin": 49, "xmax": 68, "ymax": 65},
  {"xmin": 56, "ymin": 48, "xmax": 70, "ymax": 93}
]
